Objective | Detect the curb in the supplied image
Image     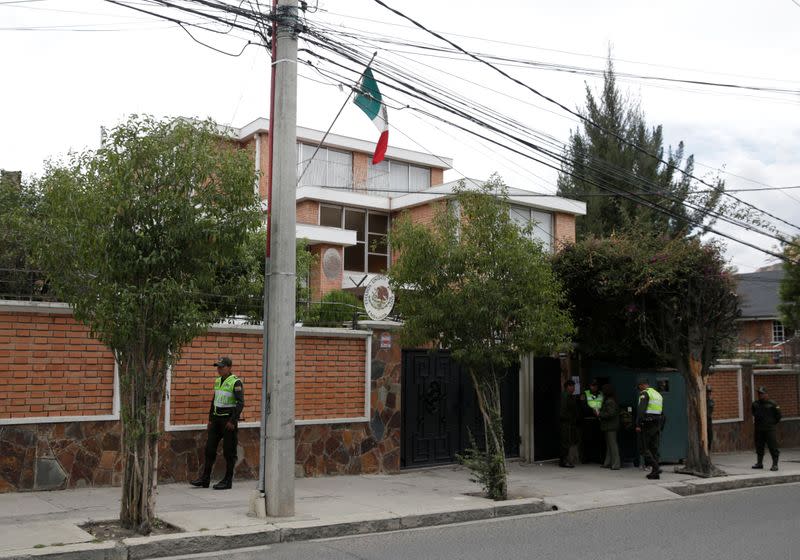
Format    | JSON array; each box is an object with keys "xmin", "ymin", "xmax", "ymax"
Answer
[
  {"xmin": 665, "ymin": 473, "xmax": 800, "ymax": 497},
  {"xmin": 1, "ymin": 500, "xmax": 551, "ymax": 560}
]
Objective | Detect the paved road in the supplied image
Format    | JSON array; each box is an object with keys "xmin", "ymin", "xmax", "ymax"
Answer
[{"xmin": 162, "ymin": 484, "xmax": 800, "ymax": 560}]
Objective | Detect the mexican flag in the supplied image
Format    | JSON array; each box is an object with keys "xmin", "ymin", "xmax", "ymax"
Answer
[{"xmin": 354, "ymin": 67, "xmax": 389, "ymax": 165}]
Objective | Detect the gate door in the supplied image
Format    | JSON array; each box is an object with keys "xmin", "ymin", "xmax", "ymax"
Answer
[{"xmin": 401, "ymin": 350, "xmax": 519, "ymax": 468}]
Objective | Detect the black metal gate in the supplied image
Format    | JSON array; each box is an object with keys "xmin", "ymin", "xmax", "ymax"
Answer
[{"xmin": 401, "ymin": 350, "xmax": 519, "ymax": 468}]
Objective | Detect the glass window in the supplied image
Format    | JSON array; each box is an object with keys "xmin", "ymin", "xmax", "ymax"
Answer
[
  {"xmin": 390, "ymin": 161, "xmax": 409, "ymax": 193},
  {"xmin": 319, "ymin": 205, "xmax": 342, "ymax": 228},
  {"xmin": 368, "ymin": 213, "xmax": 388, "ymax": 235},
  {"xmin": 409, "ymin": 165, "xmax": 430, "ymax": 191},
  {"xmin": 509, "ymin": 205, "xmax": 553, "ymax": 251},
  {"xmin": 297, "ymin": 143, "xmax": 352, "ymax": 189},
  {"xmin": 773, "ymin": 321, "xmax": 785, "ymax": 343},
  {"xmin": 327, "ymin": 148, "xmax": 352, "ymax": 188},
  {"xmin": 344, "ymin": 244, "xmax": 365, "ymax": 271},
  {"xmin": 345, "ymin": 209, "xmax": 366, "ymax": 242},
  {"xmin": 367, "ymin": 160, "xmax": 390, "ymax": 192},
  {"xmin": 368, "ymin": 253, "xmax": 388, "ymax": 273}
]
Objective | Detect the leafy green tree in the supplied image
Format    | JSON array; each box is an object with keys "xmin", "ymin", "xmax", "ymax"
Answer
[
  {"xmin": 554, "ymin": 234, "xmax": 739, "ymax": 476},
  {"xmin": 31, "ymin": 116, "xmax": 261, "ymax": 533},
  {"xmin": 0, "ymin": 171, "xmax": 43, "ymax": 297},
  {"xmin": 779, "ymin": 237, "xmax": 800, "ymax": 335},
  {"xmin": 218, "ymin": 229, "xmax": 315, "ymax": 324},
  {"xmin": 556, "ymin": 59, "xmax": 724, "ymax": 239},
  {"xmin": 390, "ymin": 177, "xmax": 573, "ymax": 499}
]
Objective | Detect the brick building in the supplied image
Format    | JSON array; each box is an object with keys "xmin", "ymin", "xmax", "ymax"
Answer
[
  {"xmin": 735, "ymin": 268, "xmax": 794, "ymax": 362},
  {"xmin": 232, "ymin": 118, "xmax": 586, "ymax": 300}
]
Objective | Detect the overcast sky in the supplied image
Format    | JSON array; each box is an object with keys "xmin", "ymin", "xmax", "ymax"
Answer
[{"xmin": 2, "ymin": 0, "xmax": 799, "ymax": 271}]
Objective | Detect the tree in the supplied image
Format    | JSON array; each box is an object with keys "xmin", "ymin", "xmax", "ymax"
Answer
[
  {"xmin": 779, "ymin": 237, "xmax": 800, "ymax": 334},
  {"xmin": 556, "ymin": 58, "xmax": 724, "ymax": 239},
  {"xmin": 31, "ymin": 116, "xmax": 261, "ymax": 533},
  {"xmin": 0, "ymin": 170, "xmax": 43, "ymax": 297},
  {"xmin": 389, "ymin": 177, "xmax": 573, "ymax": 499},
  {"xmin": 554, "ymin": 234, "xmax": 739, "ymax": 476}
]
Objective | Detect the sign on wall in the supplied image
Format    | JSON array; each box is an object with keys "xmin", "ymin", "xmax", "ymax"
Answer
[{"xmin": 364, "ymin": 275, "xmax": 395, "ymax": 321}]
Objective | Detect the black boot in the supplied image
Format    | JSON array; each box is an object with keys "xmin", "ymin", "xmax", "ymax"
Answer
[
  {"xmin": 213, "ymin": 478, "xmax": 232, "ymax": 490},
  {"xmin": 752, "ymin": 456, "xmax": 764, "ymax": 469},
  {"xmin": 190, "ymin": 474, "xmax": 210, "ymax": 488},
  {"xmin": 646, "ymin": 465, "xmax": 660, "ymax": 479},
  {"xmin": 770, "ymin": 456, "xmax": 779, "ymax": 471}
]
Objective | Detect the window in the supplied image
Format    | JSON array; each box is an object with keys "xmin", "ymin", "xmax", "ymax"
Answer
[
  {"xmin": 773, "ymin": 321, "xmax": 786, "ymax": 343},
  {"xmin": 319, "ymin": 204, "xmax": 389, "ymax": 273},
  {"xmin": 297, "ymin": 143, "xmax": 352, "ymax": 188},
  {"xmin": 367, "ymin": 159, "xmax": 430, "ymax": 194},
  {"xmin": 509, "ymin": 205, "xmax": 553, "ymax": 250}
]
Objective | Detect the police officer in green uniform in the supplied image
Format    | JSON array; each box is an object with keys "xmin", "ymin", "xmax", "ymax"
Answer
[
  {"xmin": 580, "ymin": 379, "xmax": 604, "ymax": 463},
  {"xmin": 751, "ymin": 386, "xmax": 781, "ymax": 471},
  {"xmin": 635, "ymin": 377, "xmax": 663, "ymax": 480},
  {"xmin": 559, "ymin": 379, "xmax": 579, "ymax": 468},
  {"xmin": 191, "ymin": 356, "xmax": 244, "ymax": 490}
]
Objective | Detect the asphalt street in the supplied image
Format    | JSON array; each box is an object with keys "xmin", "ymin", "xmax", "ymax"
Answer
[{"xmin": 158, "ymin": 483, "xmax": 800, "ymax": 560}]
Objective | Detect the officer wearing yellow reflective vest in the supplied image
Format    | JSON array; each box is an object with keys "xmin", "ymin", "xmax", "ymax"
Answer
[
  {"xmin": 190, "ymin": 356, "xmax": 244, "ymax": 490},
  {"xmin": 635, "ymin": 377, "xmax": 664, "ymax": 480}
]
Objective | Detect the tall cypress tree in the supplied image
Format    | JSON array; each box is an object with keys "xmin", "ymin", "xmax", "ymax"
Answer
[{"xmin": 557, "ymin": 58, "xmax": 724, "ymax": 239}]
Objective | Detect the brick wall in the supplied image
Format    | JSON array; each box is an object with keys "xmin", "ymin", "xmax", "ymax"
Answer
[
  {"xmin": 553, "ymin": 212, "xmax": 576, "ymax": 250},
  {"xmin": 0, "ymin": 309, "xmax": 116, "ymax": 419},
  {"xmin": 353, "ymin": 152, "xmax": 369, "ymax": 192},
  {"xmin": 296, "ymin": 336, "xmax": 366, "ymax": 420},
  {"xmin": 753, "ymin": 371, "xmax": 800, "ymax": 417},
  {"xmin": 169, "ymin": 331, "xmax": 263, "ymax": 426},
  {"xmin": 708, "ymin": 369, "xmax": 741, "ymax": 421},
  {"xmin": 431, "ymin": 168, "xmax": 443, "ymax": 186},
  {"xmin": 296, "ymin": 200, "xmax": 319, "ymax": 225},
  {"xmin": 0, "ymin": 303, "xmax": 400, "ymax": 491}
]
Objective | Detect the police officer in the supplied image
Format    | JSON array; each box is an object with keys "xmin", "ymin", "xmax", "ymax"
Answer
[
  {"xmin": 191, "ymin": 356, "xmax": 244, "ymax": 490},
  {"xmin": 635, "ymin": 377, "xmax": 663, "ymax": 480},
  {"xmin": 751, "ymin": 386, "xmax": 781, "ymax": 471},
  {"xmin": 580, "ymin": 379, "xmax": 604, "ymax": 463},
  {"xmin": 559, "ymin": 379, "xmax": 579, "ymax": 468}
]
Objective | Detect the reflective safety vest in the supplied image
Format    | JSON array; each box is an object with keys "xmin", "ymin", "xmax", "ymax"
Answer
[
  {"xmin": 213, "ymin": 375, "xmax": 240, "ymax": 415},
  {"xmin": 641, "ymin": 387, "xmax": 663, "ymax": 415},
  {"xmin": 584, "ymin": 390, "xmax": 604, "ymax": 411}
]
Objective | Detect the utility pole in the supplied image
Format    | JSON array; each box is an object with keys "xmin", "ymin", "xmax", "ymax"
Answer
[{"xmin": 265, "ymin": 0, "xmax": 298, "ymax": 517}]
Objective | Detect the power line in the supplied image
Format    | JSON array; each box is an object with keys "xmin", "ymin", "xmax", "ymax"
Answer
[{"xmin": 368, "ymin": 0, "xmax": 800, "ymax": 236}]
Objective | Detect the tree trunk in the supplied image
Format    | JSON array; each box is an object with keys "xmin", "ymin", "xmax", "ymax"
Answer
[
  {"xmin": 469, "ymin": 368, "xmax": 507, "ymax": 500},
  {"xmin": 677, "ymin": 355, "xmax": 724, "ymax": 477},
  {"xmin": 118, "ymin": 354, "xmax": 167, "ymax": 534}
]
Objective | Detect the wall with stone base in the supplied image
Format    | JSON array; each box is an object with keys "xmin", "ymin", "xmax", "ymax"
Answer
[{"xmin": 0, "ymin": 325, "xmax": 401, "ymax": 492}]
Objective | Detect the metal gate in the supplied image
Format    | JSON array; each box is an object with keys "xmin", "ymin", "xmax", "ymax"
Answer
[{"xmin": 401, "ymin": 350, "xmax": 519, "ymax": 468}]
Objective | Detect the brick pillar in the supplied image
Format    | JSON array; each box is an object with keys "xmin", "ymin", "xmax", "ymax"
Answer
[
  {"xmin": 431, "ymin": 167, "xmax": 443, "ymax": 186},
  {"xmin": 553, "ymin": 212, "xmax": 576, "ymax": 251},
  {"xmin": 353, "ymin": 152, "xmax": 369, "ymax": 193},
  {"xmin": 309, "ymin": 244, "xmax": 343, "ymax": 301}
]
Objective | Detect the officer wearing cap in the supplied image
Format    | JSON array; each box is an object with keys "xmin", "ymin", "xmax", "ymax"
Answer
[
  {"xmin": 190, "ymin": 356, "xmax": 244, "ymax": 490},
  {"xmin": 751, "ymin": 386, "xmax": 781, "ymax": 471},
  {"xmin": 635, "ymin": 377, "xmax": 663, "ymax": 480}
]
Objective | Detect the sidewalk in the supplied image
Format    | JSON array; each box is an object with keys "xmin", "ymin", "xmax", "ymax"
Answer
[{"xmin": 1, "ymin": 449, "xmax": 798, "ymax": 560}]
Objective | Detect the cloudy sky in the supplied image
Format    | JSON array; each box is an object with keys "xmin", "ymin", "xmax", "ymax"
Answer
[{"xmin": 2, "ymin": 0, "xmax": 799, "ymax": 271}]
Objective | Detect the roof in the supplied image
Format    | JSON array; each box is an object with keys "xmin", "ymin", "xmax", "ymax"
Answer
[
  {"xmin": 297, "ymin": 178, "xmax": 587, "ymax": 217},
  {"xmin": 735, "ymin": 269, "xmax": 785, "ymax": 319},
  {"xmin": 235, "ymin": 118, "xmax": 452, "ymax": 170}
]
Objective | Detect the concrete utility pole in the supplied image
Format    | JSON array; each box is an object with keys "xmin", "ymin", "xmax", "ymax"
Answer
[{"xmin": 265, "ymin": 0, "xmax": 298, "ymax": 517}]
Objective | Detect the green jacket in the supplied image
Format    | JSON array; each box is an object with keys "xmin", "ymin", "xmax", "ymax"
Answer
[{"xmin": 598, "ymin": 397, "xmax": 620, "ymax": 432}]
